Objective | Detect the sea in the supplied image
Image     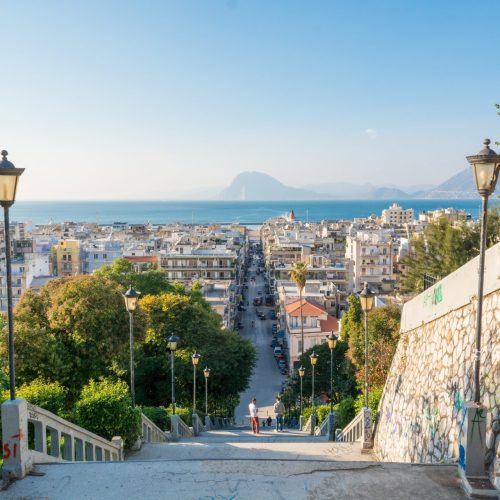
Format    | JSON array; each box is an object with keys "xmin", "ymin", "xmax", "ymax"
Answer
[{"xmin": 9, "ymin": 199, "xmax": 492, "ymax": 226}]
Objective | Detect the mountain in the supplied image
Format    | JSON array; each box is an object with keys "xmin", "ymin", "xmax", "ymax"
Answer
[
  {"xmin": 420, "ymin": 168, "xmax": 499, "ymax": 199},
  {"xmin": 219, "ymin": 171, "xmax": 328, "ymax": 200},
  {"xmin": 303, "ymin": 182, "xmax": 415, "ymax": 200}
]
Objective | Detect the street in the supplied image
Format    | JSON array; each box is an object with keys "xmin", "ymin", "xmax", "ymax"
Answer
[{"xmin": 234, "ymin": 240, "xmax": 286, "ymax": 425}]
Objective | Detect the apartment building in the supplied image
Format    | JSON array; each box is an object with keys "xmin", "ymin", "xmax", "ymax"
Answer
[
  {"xmin": 381, "ymin": 203, "xmax": 414, "ymax": 225},
  {"xmin": 53, "ymin": 239, "xmax": 81, "ymax": 277},
  {"xmin": 345, "ymin": 229, "xmax": 394, "ymax": 293},
  {"xmin": 81, "ymin": 240, "xmax": 123, "ymax": 274}
]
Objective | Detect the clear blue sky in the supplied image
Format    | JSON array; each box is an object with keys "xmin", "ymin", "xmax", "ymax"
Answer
[{"xmin": 2, "ymin": 0, "xmax": 499, "ymax": 200}]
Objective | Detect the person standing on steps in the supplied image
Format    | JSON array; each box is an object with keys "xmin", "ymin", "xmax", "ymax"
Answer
[
  {"xmin": 249, "ymin": 398, "xmax": 259, "ymax": 434},
  {"xmin": 273, "ymin": 396, "xmax": 285, "ymax": 432}
]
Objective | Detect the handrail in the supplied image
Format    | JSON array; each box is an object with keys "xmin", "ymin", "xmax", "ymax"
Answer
[
  {"xmin": 302, "ymin": 415, "xmax": 313, "ymax": 434},
  {"xmin": 141, "ymin": 413, "xmax": 168, "ymax": 443},
  {"xmin": 26, "ymin": 403, "xmax": 123, "ymax": 463},
  {"xmin": 337, "ymin": 410, "xmax": 366, "ymax": 443},
  {"xmin": 315, "ymin": 416, "xmax": 329, "ymax": 436}
]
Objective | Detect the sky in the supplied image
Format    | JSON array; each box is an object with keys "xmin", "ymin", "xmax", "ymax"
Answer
[{"xmin": 2, "ymin": 0, "xmax": 500, "ymax": 200}]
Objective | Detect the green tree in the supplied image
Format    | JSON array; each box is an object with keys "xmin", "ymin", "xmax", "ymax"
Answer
[
  {"xmin": 136, "ymin": 292, "xmax": 256, "ymax": 412},
  {"xmin": 339, "ymin": 294, "xmax": 364, "ymax": 343},
  {"xmin": 400, "ymin": 212, "xmax": 500, "ymax": 294},
  {"xmin": 3, "ymin": 276, "xmax": 139, "ymax": 396},
  {"xmin": 95, "ymin": 257, "xmax": 170, "ymax": 296},
  {"xmin": 290, "ymin": 261, "xmax": 308, "ymax": 357}
]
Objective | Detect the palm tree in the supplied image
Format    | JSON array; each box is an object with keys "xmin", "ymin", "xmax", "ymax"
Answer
[{"xmin": 290, "ymin": 261, "xmax": 308, "ymax": 358}]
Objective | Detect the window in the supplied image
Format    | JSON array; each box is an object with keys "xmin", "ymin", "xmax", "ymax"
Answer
[
  {"xmin": 103, "ymin": 254, "xmax": 107, "ymax": 259},
  {"xmin": 298, "ymin": 339, "xmax": 303, "ymax": 353},
  {"xmin": 68, "ymin": 255, "xmax": 72, "ymax": 261},
  {"xmin": 94, "ymin": 254, "xmax": 99, "ymax": 259}
]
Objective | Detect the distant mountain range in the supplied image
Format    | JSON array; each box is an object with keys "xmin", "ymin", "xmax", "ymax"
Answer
[{"xmin": 218, "ymin": 168, "xmax": 497, "ymax": 201}]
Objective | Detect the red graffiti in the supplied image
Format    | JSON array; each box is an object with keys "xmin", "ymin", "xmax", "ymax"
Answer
[{"xmin": 3, "ymin": 442, "xmax": 17, "ymax": 459}]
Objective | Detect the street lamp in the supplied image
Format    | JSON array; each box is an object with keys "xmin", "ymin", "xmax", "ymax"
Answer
[
  {"xmin": 191, "ymin": 352, "xmax": 201, "ymax": 413},
  {"xmin": 0, "ymin": 150, "xmax": 24, "ymax": 401},
  {"xmin": 123, "ymin": 285, "xmax": 140, "ymax": 406},
  {"xmin": 309, "ymin": 351, "xmax": 318, "ymax": 410},
  {"xmin": 298, "ymin": 365, "xmax": 305, "ymax": 429},
  {"xmin": 327, "ymin": 332, "xmax": 338, "ymax": 441},
  {"xmin": 203, "ymin": 367, "xmax": 211, "ymax": 418},
  {"xmin": 359, "ymin": 282, "xmax": 375, "ymax": 409},
  {"xmin": 167, "ymin": 335, "xmax": 179, "ymax": 415},
  {"xmin": 466, "ymin": 139, "xmax": 500, "ymax": 404}
]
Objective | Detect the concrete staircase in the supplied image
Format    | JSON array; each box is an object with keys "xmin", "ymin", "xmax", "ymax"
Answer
[{"xmin": 3, "ymin": 424, "xmax": 470, "ymax": 500}]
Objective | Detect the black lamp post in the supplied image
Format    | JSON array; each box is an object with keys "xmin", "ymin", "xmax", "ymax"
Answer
[
  {"xmin": 123, "ymin": 285, "xmax": 140, "ymax": 406},
  {"xmin": 203, "ymin": 367, "xmax": 211, "ymax": 418},
  {"xmin": 167, "ymin": 335, "xmax": 179, "ymax": 415},
  {"xmin": 191, "ymin": 352, "xmax": 201, "ymax": 413},
  {"xmin": 0, "ymin": 150, "xmax": 24, "ymax": 401},
  {"xmin": 327, "ymin": 332, "xmax": 338, "ymax": 441},
  {"xmin": 298, "ymin": 365, "xmax": 305, "ymax": 419},
  {"xmin": 466, "ymin": 139, "xmax": 500, "ymax": 404},
  {"xmin": 310, "ymin": 351, "xmax": 318, "ymax": 411},
  {"xmin": 359, "ymin": 282, "xmax": 375, "ymax": 409}
]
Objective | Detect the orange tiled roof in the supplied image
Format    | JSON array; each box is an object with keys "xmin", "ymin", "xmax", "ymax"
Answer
[
  {"xmin": 319, "ymin": 315, "xmax": 339, "ymax": 333},
  {"xmin": 285, "ymin": 299, "xmax": 326, "ymax": 317},
  {"xmin": 123, "ymin": 256, "xmax": 157, "ymax": 264}
]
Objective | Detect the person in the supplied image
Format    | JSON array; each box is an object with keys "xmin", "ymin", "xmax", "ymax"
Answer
[
  {"xmin": 249, "ymin": 398, "xmax": 259, "ymax": 434},
  {"xmin": 266, "ymin": 416, "xmax": 272, "ymax": 428},
  {"xmin": 273, "ymin": 395, "xmax": 285, "ymax": 432},
  {"xmin": 252, "ymin": 320, "xmax": 255, "ymax": 328}
]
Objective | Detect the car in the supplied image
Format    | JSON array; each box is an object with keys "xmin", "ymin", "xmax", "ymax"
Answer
[
  {"xmin": 237, "ymin": 322, "xmax": 244, "ymax": 329},
  {"xmin": 273, "ymin": 346, "xmax": 283, "ymax": 357},
  {"xmin": 259, "ymin": 314, "xmax": 266, "ymax": 320},
  {"xmin": 268, "ymin": 311, "xmax": 276, "ymax": 320},
  {"xmin": 270, "ymin": 339, "xmax": 278, "ymax": 348},
  {"xmin": 238, "ymin": 306, "xmax": 246, "ymax": 311},
  {"xmin": 276, "ymin": 353, "xmax": 285, "ymax": 361},
  {"xmin": 278, "ymin": 360, "xmax": 286, "ymax": 369}
]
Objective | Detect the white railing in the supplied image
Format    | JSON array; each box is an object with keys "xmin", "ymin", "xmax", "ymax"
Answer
[
  {"xmin": 315, "ymin": 416, "xmax": 330, "ymax": 436},
  {"xmin": 27, "ymin": 403, "xmax": 123, "ymax": 463},
  {"xmin": 141, "ymin": 413, "xmax": 168, "ymax": 444},
  {"xmin": 302, "ymin": 415, "xmax": 313, "ymax": 434},
  {"xmin": 336, "ymin": 409, "xmax": 373, "ymax": 445}
]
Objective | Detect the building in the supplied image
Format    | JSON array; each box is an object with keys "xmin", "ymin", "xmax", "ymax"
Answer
[
  {"xmin": 345, "ymin": 229, "xmax": 394, "ymax": 293},
  {"xmin": 53, "ymin": 239, "xmax": 81, "ymax": 277},
  {"xmin": 283, "ymin": 298, "xmax": 339, "ymax": 367},
  {"xmin": 381, "ymin": 203, "xmax": 414, "ymax": 225},
  {"xmin": 80, "ymin": 240, "xmax": 123, "ymax": 274}
]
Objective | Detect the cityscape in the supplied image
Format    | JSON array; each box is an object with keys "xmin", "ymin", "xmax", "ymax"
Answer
[{"xmin": 1, "ymin": 1, "xmax": 499, "ymax": 500}]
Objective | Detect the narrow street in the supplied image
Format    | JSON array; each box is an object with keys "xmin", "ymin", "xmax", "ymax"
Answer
[{"xmin": 234, "ymin": 239, "xmax": 286, "ymax": 425}]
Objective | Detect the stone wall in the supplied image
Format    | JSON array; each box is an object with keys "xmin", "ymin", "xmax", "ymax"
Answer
[{"xmin": 374, "ymin": 243, "xmax": 499, "ymax": 481}]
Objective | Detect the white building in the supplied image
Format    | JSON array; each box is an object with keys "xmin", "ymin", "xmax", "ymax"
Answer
[{"xmin": 381, "ymin": 203, "xmax": 414, "ymax": 225}]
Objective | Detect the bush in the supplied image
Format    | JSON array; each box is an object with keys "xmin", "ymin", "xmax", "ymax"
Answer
[
  {"xmin": 8, "ymin": 378, "xmax": 68, "ymax": 415},
  {"xmin": 141, "ymin": 406, "xmax": 170, "ymax": 430},
  {"xmin": 74, "ymin": 378, "xmax": 141, "ymax": 448},
  {"xmin": 333, "ymin": 396, "xmax": 356, "ymax": 428},
  {"xmin": 354, "ymin": 386, "xmax": 383, "ymax": 416}
]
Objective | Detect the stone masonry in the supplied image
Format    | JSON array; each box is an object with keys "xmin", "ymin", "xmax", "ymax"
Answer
[{"xmin": 374, "ymin": 243, "xmax": 499, "ymax": 484}]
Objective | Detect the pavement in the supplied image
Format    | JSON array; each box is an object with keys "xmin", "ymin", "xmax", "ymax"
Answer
[
  {"xmin": 234, "ymin": 247, "xmax": 286, "ymax": 424},
  {"xmin": 4, "ymin": 434, "xmax": 467, "ymax": 500}
]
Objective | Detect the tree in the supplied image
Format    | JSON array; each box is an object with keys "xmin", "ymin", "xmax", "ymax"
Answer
[
  {"xmin": 290, "ymin": 261, "xmax": 308, "ymax": 357},
  {"xmin": 288, "ymin": 341, "xmax": 356, "ymax": 407},
  {"xmin": 135, "ymin": 292, "xmax": 256, "ymax": 412},
  {"xmin": 95, "ymin": 257, "xmax": 170, "ymax": 296},
  {"xmin": 347, "ymin": 303, "xmax": 401, "ymax": 388},
  {"xmin": 400, "ymin": 212, "xmax": 500, "ymax": 294},
  {"xmin": 339, "ymin": 294, "xmax": 364, "ymax": 343},
  {"xmin": 2, "ymin": 275, "xmax": 139, "ymax": 397}
]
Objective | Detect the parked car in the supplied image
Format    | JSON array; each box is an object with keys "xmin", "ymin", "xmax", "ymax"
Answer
[
  {"xmin": 270, "ymin": 339, "xmax": 279, "ymax": 348},
  {"xmin": 238, "ymin": 305, "xmax": 246, "ymax": 311},
  {"xmin": 273, "ymin": 346, "xmax": 283, "ymax": 357},
  {"xmin": 259, "ymin": 313, "xmax": 266, "ymax": 320},
  {"xmin": 278, "ymin": 360, "xmax": 286, "ymax": 370},
  {"xmin": 268, "ymin": 311, "xmax": 276, "ymax": 320}
]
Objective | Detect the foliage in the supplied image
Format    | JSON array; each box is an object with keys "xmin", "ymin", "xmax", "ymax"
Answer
[
  {"xmin": 74, "ymin": 378, "xmax": 141, "ymax": 448},
  {"xmin": 3, "ymin": 276, "xmax": 138, "ymax": 397},
  {"xmin": 339, "ymin": 294, "xmax": 364, "ymax": 343},
  {"xmin": 303, "ymin": 404, "xmax": 331, "ymax": 425},
  {"xmin": 400, "ymin": 212, "xmax": 500, "ymax": 294},
  {"xmin": 301, "ymin": 397, "xmax": 355, "ymax": 428},
  {"xmin": 354, "ymin": 385, "xmax": 384, "ymax": 416},
  {"xmin": 288, "ymin": 341, "xmax": 356, "ymax": 406},
  {"xmin": 289, "ymin": 261, "xmax": 308, "ymax": 292},
  {"xmin": 136, "ymin": 292, "xmax": 256, "ymax": 413},
  {"xmin": 95, "ymin": 258, "xmax": 170, "ymax": 296},
  {"xmin": 347, "ymin": 303, "xmax": 401, "ymax": 388},
  {"xmin": 2, "ymin": 378, "xmax": 68, "ymax": 416},
  {"xmin": 141, "ymin": 406, "xmax": 170, "ymax": 431}
]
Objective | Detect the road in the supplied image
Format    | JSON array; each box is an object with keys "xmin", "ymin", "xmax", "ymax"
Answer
[{"xmin": 234, "ymin": 243, "xmax": 286, "ymax": 425}]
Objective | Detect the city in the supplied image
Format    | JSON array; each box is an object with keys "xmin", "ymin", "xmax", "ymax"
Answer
[{"xmin": 1, "ymin": 1, "xmax": 500, "ymax": 499}]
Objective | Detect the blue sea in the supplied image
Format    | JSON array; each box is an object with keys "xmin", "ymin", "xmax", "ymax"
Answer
[{"xmin": 10, "ymin": 200, "xmax": 491, "ymax": 226}]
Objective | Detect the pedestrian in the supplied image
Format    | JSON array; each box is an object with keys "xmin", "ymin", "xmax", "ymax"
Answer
[
  {"xmin": 249, "ymin": 398, "xmax": 259, "ymax": 434},
  {"xmin": 273, "ymin": 395, "xmax": 285, "ymax": 432},
  {"xmin": 266, "ymin": 416, "xmax": 272, "ymax": 428}
]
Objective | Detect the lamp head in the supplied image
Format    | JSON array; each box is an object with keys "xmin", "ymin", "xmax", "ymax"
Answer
[
  {"xmin": 191, "ymin": 352, "xmax": 201, "ymax": 366},
  {"xmin": 0, "ymin": 150, "xmax": 24, "ymax": 207},
  {"xmin": 203, "ymin": 366, "xmax": 211, "ymax": 378},
  {"xmin": 167, "ymin": 335, "xmax": 180, "ymax": 351},
  {"xmin": 466, "ymin": 139, "xmax": 500, "ymax": 197},
  {"xmin": 327, "ymin": 332, "xmax": 338, "ymax": 350},
  {"xmin": 359, "ymin": 282, "xmax": 375, "ymax": 313},
  {"xmin": 123, "ymin": 285, "xmax": 140, "ymax": 312},
  {"xmin": 298, "ymin": 366, "xmax": 305, "ymax": 378},
  {"xmin": 310, "ymin": 351, "xmax": 318, "ymax": 366}
]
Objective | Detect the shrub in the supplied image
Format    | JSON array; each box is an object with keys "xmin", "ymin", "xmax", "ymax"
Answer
[
  {"xmin": 7, "ymin": 378, "xmax": 68, "ymax": 415},
  {"xmin": 74, "ymin": 378, "xmax": 141, "ymax": 448},
  {"xmin": 141, "ymin": 406, "xmax": 170, "ymax": 430},
  {"xmin": 354, "ymin": 385, "xmax": 384, "ymax": 416},
  {"xmin": 333, "ymin": 396, "xmax": 356, "ymax": 428}
]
